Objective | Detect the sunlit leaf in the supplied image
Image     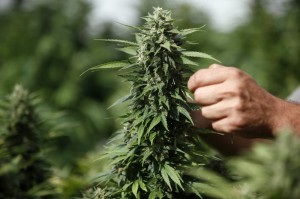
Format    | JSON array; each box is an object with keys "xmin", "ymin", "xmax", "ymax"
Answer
[
  {"xmin": 107, "ymin": 94, "xmax": 132, "ymax": 109},
  {"xmin": 138, "ymin": 125, "xmax": 145, "ymax": 145},
  {"xmin": 164, "ymin": 164, "xmax": 184, "ymax": 190},
  {"xmin": 149, "ymin": 133, "xmax": 156, "ymax": 145},
  {"xmin": 132, "ymin": 180, "xmax": 139, "ymax": 198},
  {"xmin": 80, "ymin": 61, "xmax": 130, "ymax": 76},
  {"xmin": 177, "ymin": 106, "xmax": 194, "ymax": 125},
  {"xmin": 161, "ymin": 114, "xmax": 169, "ymax": 131},
  {"xmin": 149, "ymin": 191, "xmax": 157, "ymax": 199},
  {"xmin": 161, "ymin": 41, "xmax": 171, "ymax": 52},
  {"xmin": 180, "ymin": 25, "xmax": 205, "ymax": 36},
  {"xmin": 147, "ymin": 116, "xmax": 161, "ymax": 134},
  {"xmin": 95, "ymin": 38, "xmax": 138, "ymax": 46},
  {"xmin": 116, "ymin": 22, "xmax": 142, "ymax": 31},
  {"xmin": 161, "ymin": 168, "xmax": 172, "ymax": 190},
  {"xmin": 139, "ymin": 180, "xmax": 148, "ymax": 192},
  {"xmin": 182, "ymin": 51, "xmax": 221, "ymax": 63},
  {"xmin": 117, "ymin": 46, "xmax": 137, "ymax": 56},
  {"xmin": 181, "ymin": 57, "xmax": 198, "ymax": 66}
]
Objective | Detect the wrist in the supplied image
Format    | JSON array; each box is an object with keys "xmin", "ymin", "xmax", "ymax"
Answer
[{"xmin": 269, "ymin": 97, "xmax": 300, "ymax": 136}]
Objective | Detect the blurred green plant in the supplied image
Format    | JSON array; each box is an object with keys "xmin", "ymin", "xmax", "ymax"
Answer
[
  {"xmin": 0, "ymin": 85, "xmax": 54, "ymax": 198},
  {"xmin": 219, "ymin": 0, "xmax": 300, "ymax": 97},
  {"xmin": 0, "ymin": 0, "xmax": 123, "ymax": 158},
  {"xmin": 0, "ymin": 85, "xmax": 104, "ymax": 199},
  {"xmin": 230, "ymin": 131, "xmax": 300, "ymax": 199},
  {"xmin": 190, "ymin": 131, "xmax": 300, "ymax": 199}
]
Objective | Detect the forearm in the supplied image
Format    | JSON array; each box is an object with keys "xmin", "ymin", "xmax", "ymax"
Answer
[{"xmin": 272, "ymin": 98, "xmax": 300, "ymax": 136}]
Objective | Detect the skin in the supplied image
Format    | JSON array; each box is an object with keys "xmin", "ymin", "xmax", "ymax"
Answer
[{"xmin": 188, "ymin": 64, "xmax": 300, "ymax": 155}]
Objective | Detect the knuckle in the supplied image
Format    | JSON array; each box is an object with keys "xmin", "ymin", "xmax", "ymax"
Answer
[
  {"xmin": 229, "ymin": 115, "xmax": 245, "ymax": 129},
  {"xmin": 228, "ymin": 67, "xmax": 244, "ymax": 79},
  {"xmin": 194, "ymin": 70, "xmax": 205, "ymax": 83},
  {"xmin": 233, "ymin": 98, "xmax": 244, "ymax": 111},
  {"xmin": 194, "ymin": 88, "xmax": 203, "ymax": 102},
  {"xmin": 212, "ymin": 121, "xmax": 230, "ymax": 133},
  {"xmin": 211, "ymin": 122, "xmax": 222, "ymax": 132},
  {"xmin": 228, "ymin": 82, "xmax": 244, "ymax": 98},
  {"xmin": 189, "ymin": 71, "xmax": 204, "ymax": 91},
  {"xmin": 201, "ymin": 107, "xmax": 209, "ymax": 118},
  {"xmin": 209, "ymin": 64, "xmax": 220, "ymax": 69}
]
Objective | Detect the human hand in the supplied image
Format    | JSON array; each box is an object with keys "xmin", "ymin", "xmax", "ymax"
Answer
[{"xmin": 188, "ymin": 64, "xmax": 281, "ymax": 138}]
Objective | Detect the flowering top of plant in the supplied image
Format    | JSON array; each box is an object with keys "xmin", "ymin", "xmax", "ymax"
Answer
[
  {"xmin": 88, "ymin": 7, "xmax": 219, "ymax": 199},
  {"xmin": 0, "ymin": 85, "xmax": 53, "ymax": 198}
]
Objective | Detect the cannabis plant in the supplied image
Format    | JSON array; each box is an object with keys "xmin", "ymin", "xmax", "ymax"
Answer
[
  {"xmin": 190, "ymin": 131, "xmax": 300, "ymax": 199},
  {"xmin": 0, "ymin": 85, "xmax": 54, "ymax": 198},
  {"xmin": 229, "ymin": 131, "xmax": 300, "ymax": 199},
  {"xmin": 88, "ymin": 7, "xmax": 219, "ymax": 199}
]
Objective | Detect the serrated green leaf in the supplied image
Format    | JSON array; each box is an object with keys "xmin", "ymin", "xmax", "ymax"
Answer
[
  {"xmin": 172, "ymin": 93, "xmax": 186, "ymax": 102},
  {"xmin": 190, "ymin": 185, "xmax": 203, "ymax": 199},
  {"xmin": 110, "ymin": 155, "xmax": 126, "ymax": 165},
  {"xmin": 168, "ymin": 29, "xmax": 181, "ymax": 34},
  {"xmin": 149, "ymin": 133, "xmax": 156, "ymax": 145},
  {"xmin": 161, "ymin": 41, "xmax": 171, "ymax": 52},
  {"xmin": 120, "ymin": 63, "xmax": 138, "ymax": 70},
  {"xmin": 135, "ymin": 33, "xmax": 142, "ymax": 43},
  {"xmin": 161, "ymin": 168, "xmax": 172, "ymax": 190},
  {"xmin": 163, "ymin": 63, "xmax": 168, "ymax": 75},
  {"xmin": 141, "ymin": 85, "xmax": 153, "ymax": 96},
  {"xmin": 117, "ymin": 46, "xmax": 137, "ymax": 56},
  {"xmin": 133, "ymin": 113, "xmax": 145, "ymax": 126},
  {"xmin": 164, "ymin": 164, "xmax": 184, "ymax": 190},
  {"xmin": 149, "ymin": 191, "xmax": 157, "ymax": 199},
  {"xmin": 139, "ymin": 180, "xmax": 148, "ymax": 192},
  {"xmin": 168, "ymin": 57, "xmax": 177, "ymax": 69},
  {"xmin": 180, "ymin": 26, "xmax": 205, "ymax": 36},
  {"xmin": 177, "ymin": 106, "xmax": 194, "ymax": 125},
  {"xmin": 157, "ymin": 191, "xmax": 163, "ymax": 199},
  {"xmin": 161, "ymin": 97, "xmax": 170, "ymax": 110},
  {"xmin": 107, "ymin": 94, "xmax": 132, "ymax": 109},
  {"xmin": 185, "ymin": 91, "xmax": 194, "ymax": 102},
  {"xmin": 122, "ymin": 182, "xmax": 133, "ymax": 191},
  {"xmin": 182, "ymin": 51, "xmax": 221, "ymax": 63},
  {"xmin": 116, "ymin": 22, "xmax": 141, "ymax": 31},
  {"xmin": 142, "ymin": 108, "xmax": 149, "ymax": 120},
  {"xmin": 142, "ymin": 149, "xmax": 152, "ymax": 164},
  {"xmin": 132, "ymin": 180, "xmax": 139, "ymax": 198},
  {"xmin": 161, "ymin": 115, "xmax": 169, "ymax": 131},
  {"xmin": 80, "ymin": 61, "xmax": 129, "ymax": 76},
  {"xmin": 95, "ymin": 39, "xmax": 138, "ymax": 46},
  {"xmin": 186, "ymin": 41, "xmax": 199, "ymax": 45},
  {"xmin": 123, "ymin": 148, "xmax": 136, "ymax": 163},
  {"xmin": 181, "ymin": 29, "xmax": 201, "ymax": 35},
  {"xmin": 147, "ymin": 116, "xmax": 161, "ymax": 134},
  {"xmin": 138, "ymin": 125, "xmax": 145, "ymax": 145},
  {"xmin": 181, "ymin": 57, "xmax": 198, "ymax": 66},
  {"xmin": 119, "ymin": 73, "xmax": 139, "ymax": 82}
]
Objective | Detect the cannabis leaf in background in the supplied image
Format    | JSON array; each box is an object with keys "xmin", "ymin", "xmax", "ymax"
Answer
[{"xmin": 0, "ymin": 85, "xmax": 54, "ymax": 198}]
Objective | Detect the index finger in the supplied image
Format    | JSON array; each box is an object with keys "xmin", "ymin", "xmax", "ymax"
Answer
[{"xmin": 187, "ymin": 64, "xmax": 229, "ymax": 92}]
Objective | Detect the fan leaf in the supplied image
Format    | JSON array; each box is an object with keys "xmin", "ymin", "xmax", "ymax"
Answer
[{"xmin": 182, "ymin": 51, "xmax": 221, "ymax": 63}]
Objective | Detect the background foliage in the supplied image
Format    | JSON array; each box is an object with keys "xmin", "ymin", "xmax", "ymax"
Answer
[{"xmin": 0, "ymin": 0, "xmax": 299, "ymax": 198}]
